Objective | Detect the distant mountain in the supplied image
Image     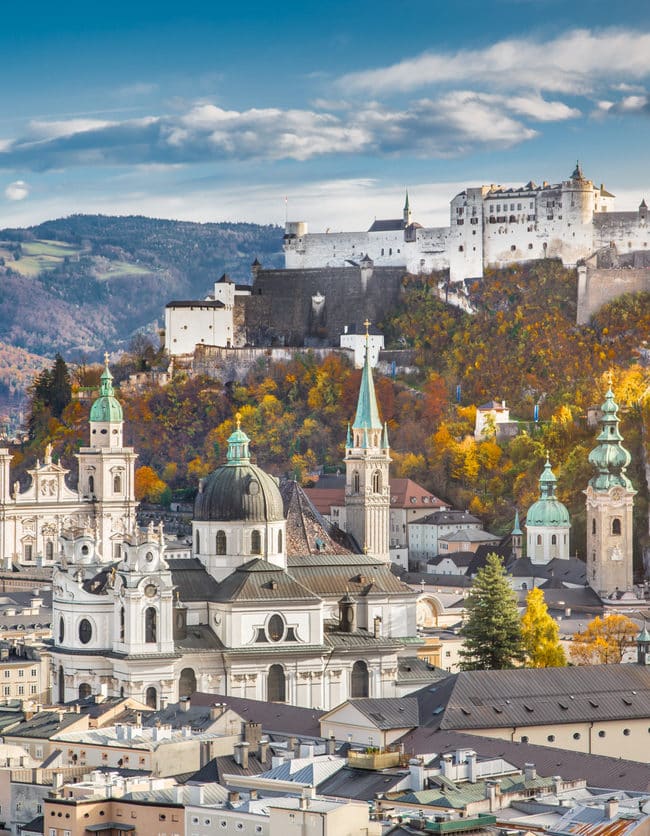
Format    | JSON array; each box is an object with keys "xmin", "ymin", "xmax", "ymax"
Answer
[{"xmin": 0, "ymin": 214, "xmax": 284, "ymax": 361}]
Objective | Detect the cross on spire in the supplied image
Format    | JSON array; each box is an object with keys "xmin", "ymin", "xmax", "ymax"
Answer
[{"xmin": 364, "ymin": 318, "xmax": 371, "ymax": 337}]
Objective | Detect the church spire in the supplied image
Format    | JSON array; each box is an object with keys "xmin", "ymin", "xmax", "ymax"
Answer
[
  {"xmin": 588, "ymin": 376, "xmax": 633, "ymax": 491},
  {"xmin": 226, "ymin": 413, "xmax": 251, "ymax": 465},
  {"xmin": 353, "ymin": 320, "xmax": 382, "ymax": 432},
  {"xmin": 403, "ymin": 189, "xmax": 411, "ymax": 225}
]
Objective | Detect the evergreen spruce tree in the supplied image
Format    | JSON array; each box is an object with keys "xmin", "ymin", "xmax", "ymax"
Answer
[
  {"xmin": 50, "ymin": 354, "xmax": 72, "ymax": 419},
  {"xmin": 459, "ymin": 553, "xmax": 524, "ymax": 670},
  {"xmin": 521, "ymin": 587, "xmax": 566, "ymax": 668}
]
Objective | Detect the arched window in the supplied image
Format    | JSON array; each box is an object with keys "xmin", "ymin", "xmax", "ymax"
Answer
[
  {"xmin": 88, "ymin": 475, "xmax": 94, "ymax": 494},
  {"xmin": 45, "ymin": 541, "xmax": 54, "ymax": 561},
  {"xmin": 536, "ymin": 534, "xmax": 542, "ymax": 545},
  {"xmin": 353, "ymin": 471, "xmax": 360, "ymax": 494},
  {"xmin": 351, "ymin": 660, "xmax": 369, "ymax": 698},
  {"xmin": 372, "ymin": 471, "xmax": 382, "ymax": 494},
  {"xmin": 592, "ymin": 518, "xmax": 596, "ymax": 535},
  {"xmin": 58, "ymin": 665, "xmax": 65, "ymax": 704},
  {"xmin": 145, "ymin": 686, "xmax": 157, "ymax": 709},
  {"xmin": 179, "ymin": 668, "xmax": 197, "ymax": 699},
  {"xmin": 268, "ymin": 664, "xmax": 286, "ymax": 702},
  {"xmin": 79, "ymin": 683, "xmax": 91, "ymax": 700},
  {"xmin": 119, "ymin": 607, "xmax": 125, "ymax": 642},
  {"xmin": 113, "ymin": 475, "xmax": 121, "ymax": 493},
  {"xmin": 267, "ymin": 614, "xmax": 285, "ymax": 642},
  {"xmin": 145, "ymin": 608, "xmax": 157, "ymax": 643},
  {"xmin": 195, "ymin": 530, "xmax": 200, "ymax": 553},
  {"xmin": 59, "ymin": 617, "xmax": 65, "ymax": 644},
  {"xmin": 551, "ymin": 534, "xmax": 557, "ymax": 545},
  {"xmin": 612, "ymin": 518, "xmax": 621, "ymax": 536},
  {"xmin": 278, "ymin": 529, "xmax": 283, "ymax": 553},
  {"xmin": 251, "ymin": 530, "xmax": 261, "ymax": 555},
  {"xmin": 216, "ymin": 530, "xmax": 227, "ymax": 555}
]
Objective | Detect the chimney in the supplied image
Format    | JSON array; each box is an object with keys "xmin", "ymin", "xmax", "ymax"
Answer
[
  {"xmin": 159, "ymin": 696, "xmax": 168, "ymax": 711},
  {"xmin": 228, "ymin": 790, "xmax": 240, "ymax": 806},
  {"xmin": 299, "ymin": 796, "xmax": 309, "ymax": 810},
  {"xmin": 234, "ymin": 741, "xmax": 249, "ymax": 769},
  {"xmin": 326, "ymin": 736, "xmax": 336, "ymax": 756},
  {"xmin": 210, "ymin": 703, "xmax": 224, "ymax": 721},
  {"xmin": 409, "ymin": 758, "xmax": 425, "ymax": 791},
  {"xmin": 250, "ymin": 789, "xmax": 258, "ymax": 800},
  {"xmin": 53, "ymin": 772, "xmax": 64, "ymax": 790},
  {"xmin": 605, "ymin": 798, "xmax": 619, "ymax": 820},
  {"xmin": 485, "ymin": 780, "xmax": 501, "ymax": 812},
  {"xmin": 466, "ymin": 750, "xmax": 477, "ymax": 783},
  {"xmin": 373, "ymin": 615, "xmax": 382, "ymax": 639},
  {"xmin": 440, "ymin": 753, "xmax": 453, "ymax": 778},
  {"xmin": 244, "ymin": 721, "xmax": 262, "ymax": 745},
  {"xmin": 258, "ymin": 737, "xmax": 269, "ymax": 764},
  {"xmin": 524, "ymin": 763, "xmax": 537, "ymax": 782},
  {"xmin": 299, "ymin": 742, "xmax": 315, "ymax": 759},
  {"xmin": 180, "ymin": 696, "xmax": 191, "ymax": 712}
]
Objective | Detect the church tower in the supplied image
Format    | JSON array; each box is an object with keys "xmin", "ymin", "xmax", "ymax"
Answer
[
  {"xmin": 77, "ymin": 355, "xmax": 138, "ymax": 561},
  {"xmin": 525, "ymin": 456, "xmax": 570, "ymax": 564},
  {"xmin": 403, "ymin": 190, "xmax": 412, "ymax": 226},
  {"xmin": 585, "ymin": 379, "xmax": 636, "ymax": 598},
  {"xmin": 344, "ymin": 322, "xmax": 391, "ymax": 563}
]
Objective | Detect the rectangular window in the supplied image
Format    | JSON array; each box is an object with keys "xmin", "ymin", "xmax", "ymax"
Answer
[
  {"xmin": 3, "ymin": 686, "xmax": 9, "ymax": 697},
  {"xmin": 18, "ymin": 669, "xmax": 24, "ymax": 677},
  {"xmin": 3, "ymin": 670, "xmax": 9, "ymax": 679},
  {"xmin": 31, "ymin": 669, "xmax": 37, "ymax": 677},
  {"xmin": 30, "ymin": 685, "xmax": 37, "ymax": 694},
  {"xmin": 24, "ymin": 544, "xmax": 33, "ymax": 561},
  {"xmin": 18, "ymin": 686, "xmax": 24, "ymax": 696}
]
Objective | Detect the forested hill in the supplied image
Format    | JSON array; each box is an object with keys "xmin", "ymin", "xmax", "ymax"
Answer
[{"xmin": 0, "ymin": 215, "xmax": 284, "ymax": 360}]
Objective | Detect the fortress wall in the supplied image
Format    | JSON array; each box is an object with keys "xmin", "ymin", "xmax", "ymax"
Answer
[
  {"xmin": 192, "ymin": 345, "xmax": 354, "ymax": 382},
  {"xmin": 244, "ymin": 266, "xmax": 407, "ymax": 346},
  {"xmin": 577, "ymin": 259, "xmax": 650, "ymax": 324},
  {"xmin": 593, "ymin": 213, "xmax": 650, "ymax": 251}
]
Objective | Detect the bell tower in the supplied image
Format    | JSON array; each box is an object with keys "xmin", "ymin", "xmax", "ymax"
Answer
[
  {"xmin": 77, "ymin": 354, "xmax": 138, "ymax": 561},
  {"xmin": 585, "ymin": 377, "xmax": 636, "ymax": 598},
  {"xmin": 344, "ymin": 321, "xmax": 391, "ymax": 563}
]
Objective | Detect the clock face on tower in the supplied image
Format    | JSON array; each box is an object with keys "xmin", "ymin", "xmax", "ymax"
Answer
[{"xmin": 144, "ymin": 584, "xmax": 157, "ymax": 598}]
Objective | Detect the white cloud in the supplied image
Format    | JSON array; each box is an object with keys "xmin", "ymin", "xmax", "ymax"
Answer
[
  {"xmin": 4, "ymin": 180, "xmax": 29, "ymax": 201},
  {"xmin": 339, "ymin": 28, "xmax": 650, "ymax": 96}
]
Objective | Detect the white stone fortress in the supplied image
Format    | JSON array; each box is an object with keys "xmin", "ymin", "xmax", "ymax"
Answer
[{"xmin": 284, "ymin": 164, "xmax": 650, "ymax": 282}]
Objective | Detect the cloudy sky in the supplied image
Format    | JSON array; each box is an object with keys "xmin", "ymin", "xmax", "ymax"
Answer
[{"xmin": 2, "ymin": 0, "xmax": 650, "ymax": 230}]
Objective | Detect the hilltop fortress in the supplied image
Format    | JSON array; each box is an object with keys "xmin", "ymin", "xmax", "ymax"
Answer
[{"xmin": 284, "ymin": 164, "xmax": 650, "ymax": 283}]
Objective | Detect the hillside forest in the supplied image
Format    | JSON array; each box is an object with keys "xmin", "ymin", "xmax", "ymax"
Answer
[{"xmin": 15, "ymin": 258, "xmax": 650, "ymax": 574}]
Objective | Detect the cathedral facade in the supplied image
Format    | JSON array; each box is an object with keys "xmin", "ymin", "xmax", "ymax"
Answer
[
  {"xmin": 51, "ymin": 348, "xmax": 422, "ymax": 710},
  {"xmin": 284, "ymin": 165, "xmax": 649, "ymax": 283},
  {"xmin": 0, "ymin": 361, "xmax": 137, "ymax": 570}
]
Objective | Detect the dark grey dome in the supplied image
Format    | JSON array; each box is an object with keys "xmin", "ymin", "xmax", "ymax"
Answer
[{"xmin": 194, "ymin": 462, "xmax": 284, "ymax": 523}]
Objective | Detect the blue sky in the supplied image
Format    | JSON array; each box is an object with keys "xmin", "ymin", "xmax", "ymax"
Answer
[{"xmin": 2, "ymin": 0, "xmax": 650, "ymax": 230}]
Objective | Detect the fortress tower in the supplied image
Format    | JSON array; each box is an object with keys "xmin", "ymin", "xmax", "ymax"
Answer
[
  {"xmin": 585, "ymin": 380, "xmax": 636, "ymax": 598},
  {"xmin": 344, "ymin": 322, "xmax": 391, "ymax": 562}
]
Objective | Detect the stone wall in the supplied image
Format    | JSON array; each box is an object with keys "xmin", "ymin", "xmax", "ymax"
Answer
[
  {"xmin": 192, "ymin": 344, "xmax": 355, "ymax": 383},
  {"xmin": 577, "ymin": 247, "xmax": 650, "ymax": 324},
  {"xmin": 244, "ymin": 264, "xmax": 407, "ymax": 346}
]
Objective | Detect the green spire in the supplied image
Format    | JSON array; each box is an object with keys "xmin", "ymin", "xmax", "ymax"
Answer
[
  {"xmin": 346, "ymin": 422, "xmax": 352, "ymax": 448},
  {"xmin": 404, "ymin": 189, "xmax": 410, "ymax": 212},
  {"xmin": 226, "ymin": 413, "xmax": 251, "ymax": 465},
  {"xmin": 89, "ymin": 353, "xmax": 123, "ymax": 423},
  {"xmin": 588, "ymin": 378, "xmax": 633, "ymax": 491},
  {"xmin": 512, "ymin": 509, "xmax": 522, "ymax": 536},
  {"xmin": 637, "ymin": 621, "xmax": 650, "ymax": 643},
  {"xmin": 539, "ymin": 453, "xmax": 558, "ymax": 499},
  {"xmin": 353, "ymin": 320, "xmax": 382, "ymax": 432}
]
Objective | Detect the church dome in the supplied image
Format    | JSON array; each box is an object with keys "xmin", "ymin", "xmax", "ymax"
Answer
[
  {"xmin": 194, "ymin": 417, "xmax": 284, "ymax": 523},
  {"xmin": 89, "ymin": 358, "xmax": 123, "ymax": 423},
  {"xmin": 525, "ymin": 456, "xmax": 570, "ymax": 528}
]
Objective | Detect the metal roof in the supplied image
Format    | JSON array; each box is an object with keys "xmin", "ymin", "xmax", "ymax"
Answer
[{"xmin": 211, "ymin": 559, "xmax": 320, "ymax": 603}]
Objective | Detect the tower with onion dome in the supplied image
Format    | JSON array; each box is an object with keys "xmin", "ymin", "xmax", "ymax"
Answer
[{"xmin": 585, "ymin": 378, "xmax": 636, "ymax": 598}]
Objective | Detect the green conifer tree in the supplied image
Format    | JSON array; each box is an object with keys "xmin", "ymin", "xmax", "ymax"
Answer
[
  {"xmin": 459, "ymin": 553, "xmax": 525, "ymax": 670},
  {"xmin": 521, "ymin": 587, "xmax": 566, "ymax": 668}
]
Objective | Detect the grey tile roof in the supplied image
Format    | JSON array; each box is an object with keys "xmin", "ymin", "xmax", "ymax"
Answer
[
  {"xmin": 168, "ymin": 558, "xmax": 221, "ymax": 602},
  {"xmin": 175, "ymin": 623, "xmax": 224, "ymax": 651},
  {"xmin": 394, "ymin": 728, "xmax": 650, "ymax": 791},
  {"xmin": 324, "ymin": 630, "xmax": 401, "ymax": 650},
  {"xmin": 349, "ymin": 697, "xmax": 420, "ymax": 729},
  {"xmin": 415, "ymin": 665, "xmax": 650, "ymax": 731},
  {"xmin": 413, "ymin": 511, "xmax": 482, "ymax": 527},
  {"xmin": 5, "ymin": 710, "xmax": 82, "ymax": 739},
  {"xmin": 287, "ymin": 554, "xmax": 415, "ymax": 597},
  {"xmin": 211, "ymin": 559, "xmax": 321, "ymax": 603},
  {"xmin": 368, "ymin": 218, "xmax": 405, "ymax": 232},
  {"xmin": 189, "ymin": 692, "xmax": 324, "ymax": 737},
  {"xmin": 396, "ymin": 657, "xmax": 448, "ymax": 685}
]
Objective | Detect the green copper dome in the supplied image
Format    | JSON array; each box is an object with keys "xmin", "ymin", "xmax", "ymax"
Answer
[
  {"xmin": 526, "ymin": 456, "xmax": 570, "ymax": 527},
  {"xmin": 89, "ymin": 357, "xmax": 123, "ymax": 423},
  {"xmin": 588, "ymin": 382, "xmax": 633, "ymax": 491},
  {"xmin": 194, "ymin": 415, "xmax": 284, "ymax": 523}
]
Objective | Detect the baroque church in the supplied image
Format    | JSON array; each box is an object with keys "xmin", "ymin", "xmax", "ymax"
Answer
[
  {"xmin": 0, "ymin": 360, "xmax": 138, "ymax": 569},
  {"xmin": 51, "ymin": 347, "xmax": 423, "ymax": 710}
]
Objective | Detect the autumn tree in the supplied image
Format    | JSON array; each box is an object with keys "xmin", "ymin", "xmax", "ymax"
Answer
[
  {"xmin": 459, "ymin": 553, "xmax": 525, "ymax": 670},
  {"xmin": 570, "ymin": 614, "xmax": 639, "ymax": 665},
  {"xmin": 520, "ymin": 587, "xmax": 566, "ymax": 668},
  {"xmin": 134, "ymin": 466, "xmax": 170, "ymax": 505}
]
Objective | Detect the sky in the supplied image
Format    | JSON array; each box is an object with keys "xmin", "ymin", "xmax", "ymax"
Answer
[{"xmin": 2, "ymin": 0, "xmax": 650, "ymax": 231}]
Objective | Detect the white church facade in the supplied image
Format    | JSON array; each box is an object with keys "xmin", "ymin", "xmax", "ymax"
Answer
[
  {"xmin": 284, "ymin": 165, "xmax": 650, "ymax": 283},
  {"xmin": 0, "ymin": 360, "xmax": 137, "ymax": 570},
  {"xmin": 50, "ymin": 347, "xmax": 424, "ymax": 710}
]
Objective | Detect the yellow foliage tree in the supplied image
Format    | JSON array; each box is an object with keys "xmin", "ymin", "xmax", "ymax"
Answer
[
  {"xmin": 134, "ymin": 466, "xmax": 168, "ymax": 503},
  {"xmin": 520, "ymin": 588, "xmax": 566, "ymax": 668},
  {"xmin": 570, "ymin": 614, "xmax": 638, "ymax": 665}
]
